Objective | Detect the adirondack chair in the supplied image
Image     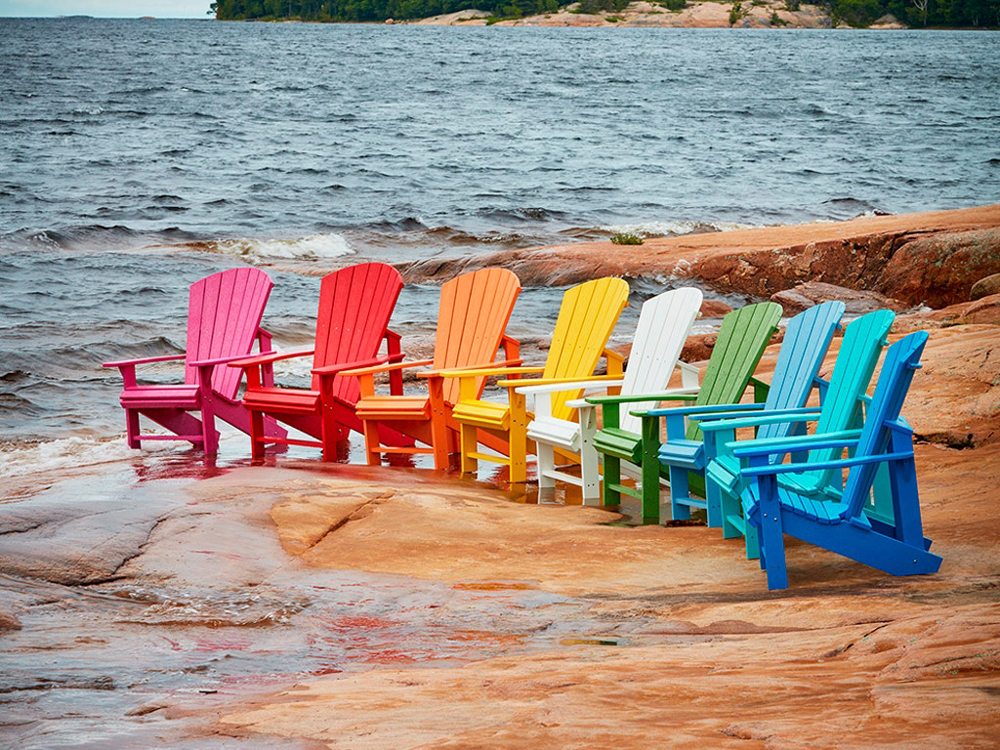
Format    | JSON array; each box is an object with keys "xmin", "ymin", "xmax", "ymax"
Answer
[
  {"xmin": 343, "ymin": 268, "xmax": 522, "ymax": 470},
  {"xmin": 588, "ymin": 301, "xmax": 783, "ymax": 523},
  {"xmin": 650, "ymin": 301, "xmax": 847, "ymax": 529},
  {"xmin": 445, "ymin": 277, "xmax": 631, "ymax": 484},
  {"xmin": 735, "ymin": 331, "xmax": 942, "ymax": 590},
  {"xmin": 230, "ymin": 263, "xmax": 407, "ymax": 460},
  {"xmin": 103, "ymin": 267, "xmax": 286, "ymax": 454},
  {"xmin": 699, "ymin": 308, "xmax": 894, "ymax": 558},
  {"xmin": 517, "ymin": 287, "xmax": 703, "ymax": 503}
]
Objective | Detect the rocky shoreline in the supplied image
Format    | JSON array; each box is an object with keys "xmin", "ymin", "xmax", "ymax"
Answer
[
  {"xmin": 410, "ymin": 0, "xmax": 905, "ymax": 29},
  {"xmin": 2, "ymin": 205, "xmax": 999, "ymax": 747}
]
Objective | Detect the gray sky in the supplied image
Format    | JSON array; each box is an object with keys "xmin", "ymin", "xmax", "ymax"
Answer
[{"xmin": 0, "ymin": 1, "xmax": 212, "ymax": 16}]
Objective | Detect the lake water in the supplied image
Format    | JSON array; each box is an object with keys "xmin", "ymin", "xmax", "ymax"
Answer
[{"xmin": 1, "ymin": 18, "xmax": 999, "ymax": 474}]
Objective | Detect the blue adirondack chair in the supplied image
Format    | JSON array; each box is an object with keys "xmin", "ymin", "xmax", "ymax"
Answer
[
  {"xmin": 698, "ymin": 309, "xmax": 895, "ymax": 558},
  {"xmin": 734, "ymin": 331, "xmax": 941, "ymax": 590},
  {"xmin": 646, "ymin": 301, "xmax": 846, "ymax": 528}
]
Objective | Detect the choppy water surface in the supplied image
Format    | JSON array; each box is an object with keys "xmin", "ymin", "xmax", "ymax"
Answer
[{"xmin": 1, "ymin": 17, "xmax": 999, "ymax": 464}]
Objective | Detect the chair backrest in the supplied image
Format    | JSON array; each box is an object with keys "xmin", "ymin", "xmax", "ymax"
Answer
[
  {"xmin": 840, "ymin": 331, "xmax": 928, "ymax": 520},
  {"xmin": 688, "ymin": 301, "xmax": 783, "ymax": 440},
  {"xmin": 618, "ymin": 287, "xmax": 704, "ymax": 435},
  {"xmin": 802, "ymin": 309, "xmax": 895, "ymax": 487},
  {"xmin": 756, "ymin": 301, "xmax": 846, "ymax": 443},
  {"xmin": 312, "ymin": 263, "xmax": 404, "ymax": 403},
  {"xmin": 185, "ymin": 267, "xmax": 274, "ymax": 399},
  {"xmin": 541, "ymin": 277, "xmax": 630, "ymax": 421},
  {"xmin": 432, "ymin": 268, "xmax": 522, "ymax": 405}
]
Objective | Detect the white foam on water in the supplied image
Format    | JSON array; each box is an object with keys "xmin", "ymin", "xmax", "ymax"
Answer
[
  {"xmin": 0, "ymin": 435, "xmax": 153, "ymax": 480},
  {"xmin": 213, "ymin": 233, "xmax": 354, "ymax": 261},
  {"xmin": 603, "ymin": 220, "xmax": 762, "ymax": 238}
]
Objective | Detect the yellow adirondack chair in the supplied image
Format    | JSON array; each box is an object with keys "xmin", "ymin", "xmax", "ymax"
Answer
[{"xmin": 444, "ymin": 277, "xmax": 630, "ymax": 483}]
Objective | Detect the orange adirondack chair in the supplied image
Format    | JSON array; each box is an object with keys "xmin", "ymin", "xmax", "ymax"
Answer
[
  {"xmin": 344, "ymin": 268, "xmax": 522, "ymax": 470},
  {"xmin": 103, "ymin": 267, "xmax": 285, "ymax": 454},
  {"xmin": 231, "ymin": 263, "xmax": 408, "ymax": 460}
]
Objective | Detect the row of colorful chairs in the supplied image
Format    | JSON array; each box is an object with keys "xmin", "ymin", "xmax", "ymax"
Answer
[{"xmin": 103, "ymin": 263, "xmax": 942, "ymax": 590}]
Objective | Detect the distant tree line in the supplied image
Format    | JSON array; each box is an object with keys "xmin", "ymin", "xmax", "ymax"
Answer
[{"xmin": 210, "ymin": 0, "xmax": 1000, "ymax": 27}]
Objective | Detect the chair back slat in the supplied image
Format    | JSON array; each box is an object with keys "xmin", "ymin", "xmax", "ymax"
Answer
[
  {"xmin": 618, "ymin": 287, "xmax": 703, "ymax": 434},
  {"xmin": 542, "ymin": 278, "xmax": 630, "ymax": 421},
  {"xmin": 432, "ymin": 268, "xmax": 522, "ymax": 404},
  {"xmin": 313, "ymin": 263, "xmax": 404, "ymax": 403},
  {"xmin": 687, "ymin": 302, "xmax": 783, "ymax": 440},
  {"xmin": 185, "ymin": 267, "xmax": 274, "ymax": 399}
]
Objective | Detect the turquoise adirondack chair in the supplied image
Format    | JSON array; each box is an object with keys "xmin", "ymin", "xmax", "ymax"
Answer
[
  {"xmin": 735, "ymin": 331, "xmax": 942, "ymax": 590},
  {"xmin": 698, "ymin": 309, "xmax": 895, "ymax": 558},
  {"xmin": 588, "ymin": 301, "xmax": 783, "ymax": 523},
  {"xmin": 651, "ymin": 301, "xmax": 846, "ymax": 528},
  {"xmin": 103, "ymin": 267, "xmax": 286, "ymax": 454}
]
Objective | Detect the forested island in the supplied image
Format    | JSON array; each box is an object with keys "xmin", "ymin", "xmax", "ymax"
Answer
[{"xmin": 211, "ymin": 0, "xmax": 999, "ymax": 29}]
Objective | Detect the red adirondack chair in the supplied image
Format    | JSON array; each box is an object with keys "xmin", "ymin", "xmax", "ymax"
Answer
[
  {"xmin": 103, "ymin": 267, "xmax": 285, "ymax": 454},
  {"xmin": 231, "ymin": 262, "xmax": 408, "ymax": 460}
]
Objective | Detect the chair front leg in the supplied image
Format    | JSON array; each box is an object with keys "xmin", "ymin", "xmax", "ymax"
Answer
[
  {"xmin": 197, "ymin": 365, "xmax": 218, "ymax": 454},
  {"xmin": 640, "ymin": 414, "xmax": 663, "ymax": 524},
  {"xmin": 754, "ymin": 472, "xmax": 788, "ymax": 590},
  {"xmin": 508, "ymin": 389, "xmax": 529, "ymax": 484},
  {"xmin": 579, "ymin": 405, "xmax": 600, "ymax": 504},
  {"xmin": 427, "ymin": 375, "xmax": 451, "ymax": 471}
]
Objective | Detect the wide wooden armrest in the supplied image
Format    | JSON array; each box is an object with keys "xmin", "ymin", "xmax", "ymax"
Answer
[
  {"xmin": 587, "ymin": 390, "xmax": 698, "ymax": 406},
  {"xmin": 432, "ymin": 364, "xmax": 543, "ymax": 379},
  {"xmin": 505, "ymin": 376, "xmax": 625, "ymax": 394},
  {"xmin": 228, "ymin": 348, "xmax": 315, "ymax": 368},
  {"xmin": 693, "ymin": 405, "xmax": 821, "ymax": 430},
  {"xmin": 189, "ymin": 352, "xmax": 266, "ymax": 368},
  {"xmin": 741, "ymin": 448, "xmax": 914, "ymax": 479},
  {"xmin": 312, "ymin": 351, "xmax": 403, "ymax": 376},
  {"xmin": 103, "ymin": 353, "xmax": 185, "ymax": 368},
  {"xmin": 340, "ymin": 358, "xmax": 433, "ymax": 378},
  {"xmin": 688, "ymin": 406, "xmax": 823, "ymax": 432},
  {"xmin": 731, "ymin": 429, "xmax": 862, "ymax": 461}
]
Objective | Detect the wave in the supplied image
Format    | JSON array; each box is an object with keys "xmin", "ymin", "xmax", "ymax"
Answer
[
  {"xmin": 191, "ymin": 233, "xmax": 354, "ymax": 262},
  {"xmin": 601, "ymin": 220, "xmax": 761, "ymax": 238},
  {"xmin": 0, "ymin": 224, "xmax": 203, "ymax": 253},
  {"xmin": 0, "ymin": 435, "xmax": 140, "ymax": 481}
]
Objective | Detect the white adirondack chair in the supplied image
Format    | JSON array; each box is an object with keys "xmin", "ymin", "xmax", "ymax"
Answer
[{"xmin": 519, "ymin": 287, "xmax": 703, "ymax": 503}]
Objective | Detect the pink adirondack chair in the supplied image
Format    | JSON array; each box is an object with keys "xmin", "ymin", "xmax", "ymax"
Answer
[
  {"xmin": 231, "ymin": 262, "xmax": 409, "ymax": 460},
  {"xmin": 103, "ymin": 267, "xmax": 285, "ymax": 454}
]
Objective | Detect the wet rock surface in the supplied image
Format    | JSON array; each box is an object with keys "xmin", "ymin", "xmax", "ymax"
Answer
[{"xmin": 2, "ymin": 318, "xmax": 998, "ymax": 748}]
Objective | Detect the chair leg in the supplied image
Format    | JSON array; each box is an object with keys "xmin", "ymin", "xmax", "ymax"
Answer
[
  {"xmin": 640, "ymin": 453, "xmax": 662, "ymax": 524},
  {"xmin": 362, "ymin": 419, "xmax": 382, "ymax": 467},
  {"xmin": 125, "ymin": 408, "xmax": 141, "ymax": 449},
  {"xmin": 537, "ymin": 442, "xmax": 556, "ymax": 490},
  {"xmin": 603, "ymin": 454, "xmax": 621, "ymax": 508},
  {"xmin": 756, "ymin": 477, "xmax": 788, "ymax": 590},
  {"xmin": 459, "ymin": 423, "xmax": 478, "ymax": 476},
  {"xmin": 200, "ymin": 402, "xmax": 219, "ymax": 454},
  {"xmin": 579, "ymin": 409, "xmax": 600, "ymax": 504},
  {"xmin": 250, "ymin": 408, "xmax": 266, "ymax": 460},
  {"xmin": 668, "ymin": 465, "xmax": 691, "ymax": 521},
  {"xmin": 508, "ymin": 392, "xmax": 528, "ymax": 484}
]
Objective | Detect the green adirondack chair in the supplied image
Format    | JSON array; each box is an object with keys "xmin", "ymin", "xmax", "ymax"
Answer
[
  {"xmin": 588, "ymin": 301, "xmax": 783, "ymax": 523},
  {"xmin": 698, "ymin": 309, "xmax": 895, "ymax": 558}
]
